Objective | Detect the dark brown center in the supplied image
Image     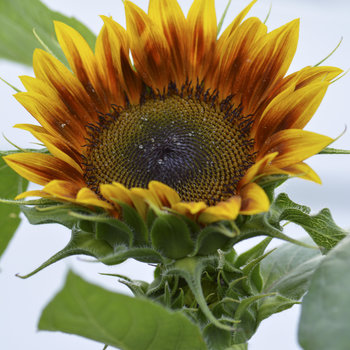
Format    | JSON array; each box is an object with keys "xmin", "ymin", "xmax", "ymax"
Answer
[{"xmin": 83, "ymin": 86, "xmax": 255, "ymax": 205}]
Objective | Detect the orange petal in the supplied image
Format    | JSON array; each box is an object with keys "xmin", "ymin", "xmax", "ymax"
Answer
[
  {"xmin": 32, "ymin": 49, "xmax": 100, "ymax": 125},
  {"xmin": 148, "ymin": 0, "xmax": 188, "ymax": 84},
  {"xmin": 239, "ymin": 183, "xmax": 269, "ymax": 215},
  {"xmin": 239, "ymin": 19, "xmax": 300, "ymax": 112},
  {"xmin": 98, "ymin": 17, "xmax": 142, "ymax": 104},
  {"xmin": 187, "ymin": 0, "xmax": 217, "ymax": 80},
  {"xmin": 198, "ymin": 196, "xmax": 241, "ymax": 224},
  {"xmin": 214, "ymin": 17, "xmax": 267, "ymax": 97},
  {"xmin": 255, "ymin": 82, "xmax": 329, "ymax": 148},
  {"xmin": 54, "ymin": 21, "xmax": 106, "ymax": 111},
  {"xmin": 4, "ymin": 153, "xmax": 84, "ymax": 186},
  {"xmin": 125, "ymin": 1, "xmax": 170, "ymax": 89},
  {"xmin": 14, "ymin": 91, "xmax": 86, "ymax": 150}
]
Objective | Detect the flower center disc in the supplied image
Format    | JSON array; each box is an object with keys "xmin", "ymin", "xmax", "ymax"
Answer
[{"xmin": 84, "ymin": 90, "xmax": 255, "ymax": 205}]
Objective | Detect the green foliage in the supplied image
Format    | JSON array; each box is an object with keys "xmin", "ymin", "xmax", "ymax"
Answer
[
  {"xmin": 39, "ymin": 271, "xmax": 208, "ymax": 350},
  {"xmin": 238, "ymin": 193, "xmax": 346, "ymax": 250},
  {"xmin": 0, "ymin": 0, "xmax": 96, "ymax": 67},
  {"xmin": 0, "ymin": 157, "xmax": 28, "ymax": 259},
  {"xmin": 298, "ymin": 235, "xmax": 350, "ymax": 350}
]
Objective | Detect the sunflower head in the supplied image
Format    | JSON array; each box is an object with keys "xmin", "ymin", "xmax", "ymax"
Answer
[{"xmin": 3, "ymin": 0, "xmax": 341, "ymax": 260}]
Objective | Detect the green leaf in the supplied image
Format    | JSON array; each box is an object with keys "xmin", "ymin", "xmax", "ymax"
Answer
[
  {"xmin": 151, "ymin": 214, "xmax": 194, "ymax": 259},
  {"xmin": 260, "ymin": 240, "xmax": 322, "ymax": 300},
  {"xmin": 39, "ymin": 271, "xmax": 208, "ymax": 350},
  {"xmin": 269, "ymin": 193, "xmax": 346, "ymax": 250},
  {"xmin": 0, "ymin": 157, "xmax": 28, "ymax": 258},
  {"xmin": 298, "ymin": 235, "xmax": 350, "ymax": 350},
  {"xmin": 0, "ymin": 0, "xmax": 96, "ymax": 67}
]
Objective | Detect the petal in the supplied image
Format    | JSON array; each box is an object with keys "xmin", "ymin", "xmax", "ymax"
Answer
[
  {"xmin": 239, "ymin": 19, "xmax": 300, "ymax": 112},
  {"xmin": 148, "ymin": 181, "xmax": 181, "ymax": 207},
  {"xmin": 260, "ymin": 129, "xmax": 333, "ymax": 168},
  {"xmin": 125, "ymin": 1, "xmax": 170, "ymax": 89},
  {"xmin": 100, "ymin": 183, "xmax": 133, "ymax": 207},
  {"xmin": 282, "ymin": 162, "xmax": 321, "ymax": 183},
  {"xmin": 217, "ymin": 0, "xmax": 257, "ymax": 41},
  {"xmin": 14, "ymin": 91, "xmax": 86, "ymax": 150},
  {"xmin": 98, "ymin": 17, "xmax": 142, "ymax": 104},
  {"xmin": 213, "ymin": 17, "xmax": 267, "ymax": 97},
  {"xmin": 171, "ymin": 201, "xmax": 207, "ymax": 218},
  {"xmin": 198, "ymin": 196, "xmax": 241, "ymax": 224},
  {"xmin": 255, "ymin": 82, "xmax": 329, "ymax": 148},
  {"xmin": 76, "ymin": 187, "xmax": 113, "ymax": 209},
  {"xmin": 148, "ymin": 0, "xmax": 188, "ymax": 84},
  {"xmin": 238, "ymin": 152, "xmax": 279, "ymax": 189},
  {"xmin": 4, "ymin": 153, "xmax": 84, "ymax": 186},
  {"xmin": 15, "ymin": 190, "xmax": 52, "ymax": 200},
  {"xmin": 54, "ymin": 21, "xmax": 107, "ymax": 110},
  {"xmin": 187, "ymin": 0, "xmax": 217, "ymax": 80},
  {"xmin": 239, "ymin": 183, "xmax": 269, "ymax": 215}
]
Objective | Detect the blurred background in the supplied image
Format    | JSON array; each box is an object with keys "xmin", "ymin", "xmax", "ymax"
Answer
[{"xmin": 0, "ymin": 0, "xmax": 349, "ymax": 349}]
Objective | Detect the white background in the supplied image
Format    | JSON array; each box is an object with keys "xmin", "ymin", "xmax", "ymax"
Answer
[{"xmin": 0, "ymin": 0, "xmax": 349, "ymax": 349}]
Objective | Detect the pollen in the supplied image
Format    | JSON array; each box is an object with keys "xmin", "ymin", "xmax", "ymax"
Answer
[{"xmin": 83, "ymin": 83, "xmax": 255, "ymax": 205}]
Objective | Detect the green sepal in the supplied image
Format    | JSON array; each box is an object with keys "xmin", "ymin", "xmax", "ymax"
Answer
[
  {"xmin": 257, "ymin": 174, "xmax": 289, "ymax": 202},
  {"xmin": 117, "ymin": 202, "xmax": 148, "ymax": 246},
  {"xmin": 234, "ymin": 237, "xmax": 272, "ymax": 268},
  {"xmin": 95, "ymin": 220, "xmax": 133, "ymax": 247},
  {"xmin": 21, "ymin": 202, "xmax": 83, "ymax": 229},
  {"xmin": 99, "ymin": 246, "xmax": 163, "ymax": 265},
  {"xmin": 256, "ymin": 294, "xmax": 298, "ymax": 323},
  {"xmin": 17, "ymin": 225, "xmax": 113, "ymax": 278},
  {"xmin": 151, "ymin": 214, "xmax": 194, "ymax": 260},
  {"xmin": 192, "ymin": 222, "xmax": 239, "ymax": 256}
]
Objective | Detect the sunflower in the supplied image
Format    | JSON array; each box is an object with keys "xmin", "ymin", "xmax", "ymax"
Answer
[{"xmin": 4, "ymin": 0, "xmax": 341, "ymax": 225}]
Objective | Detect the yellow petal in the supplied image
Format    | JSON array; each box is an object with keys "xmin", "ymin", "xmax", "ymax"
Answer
[
  {"xmin": 260, "ymin": 129, "xmax": 333, "ymax": 169},
  {"xmin": 148, "ymin": 181, "xmax": 181, "ymax": 207},
  {"xmin": 239, "ymin": 183, "xmax": 269, "ymax": 215},
  {"xmin": 4, "ymin": 153, "xmax": 84, "ymax": 186},
  {"xmin": 100, "ymin": 183, "xmax": 133, "ymax": 207},
  {"xmin": 238, "ymin": 152, "xmax": 279, "ymax": 189},
  {"xmin": 198, "ymin": 196, "xmax": 241, "ymax": 224},
  {"xmin": 172, "ymin": 201, "xmax": 207, "ymax": 217},
  {"xmin": 76, "ymin": 187, "xmax": 113, "ymax": 209}
]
